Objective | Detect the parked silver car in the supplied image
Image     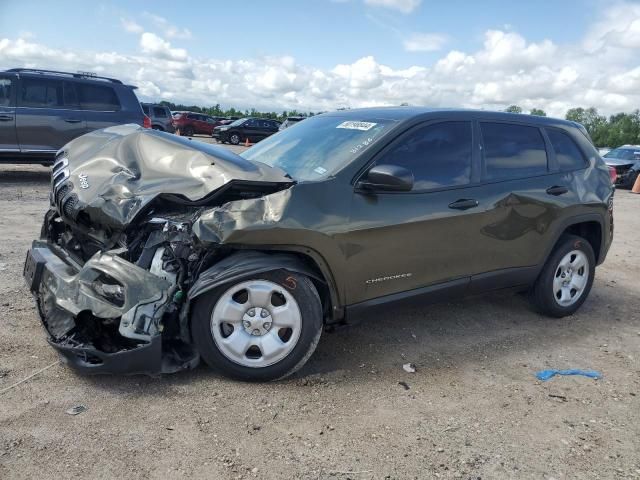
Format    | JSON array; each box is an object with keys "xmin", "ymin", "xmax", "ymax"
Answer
[{"xmin": 141, "ymin": 103, "xmax": 175, "ymax": 133}]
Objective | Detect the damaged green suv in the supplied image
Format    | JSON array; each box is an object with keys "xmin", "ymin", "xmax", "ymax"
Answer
[{"xmin": 24, "ymin": 108, "xmax": 614, "ymax": 381}]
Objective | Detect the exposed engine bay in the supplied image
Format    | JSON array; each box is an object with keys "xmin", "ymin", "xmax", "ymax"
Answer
[{"xmin": 25, "ymin": 124, "xmax": 303, "ymax": 375}]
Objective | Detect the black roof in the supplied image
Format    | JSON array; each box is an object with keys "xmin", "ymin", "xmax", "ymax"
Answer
[
  {"xmin": 4, "ymin": 68, "xmax": 135, "ymax": 88},
  {"xmin": 320, "ymin": 106, "xmax": 580, "ymax": 129}
]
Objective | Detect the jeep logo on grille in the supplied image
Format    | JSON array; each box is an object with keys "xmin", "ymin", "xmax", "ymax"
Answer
[{"xmin": 78, "ymin": 174, "xmax": 90, "ymax": 189}]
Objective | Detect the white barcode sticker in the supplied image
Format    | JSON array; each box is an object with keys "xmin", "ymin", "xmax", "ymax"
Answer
[{"xmin": 336, "ymin": 121, "xmax": 377, "ymax": 131}]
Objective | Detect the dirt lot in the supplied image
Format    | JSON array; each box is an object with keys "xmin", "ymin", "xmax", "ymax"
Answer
[{"xmin": 0, "ymin": 141, "xmax": 639, "ymax": 479}]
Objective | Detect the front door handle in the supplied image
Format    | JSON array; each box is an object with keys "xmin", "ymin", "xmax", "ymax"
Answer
[
  {"xmin": 0, "ymin": 115, "xmax": 13, "ymax": 121},
  {"xmin": 448, "ymin": 198, "xmax": 479, "ymax": 210},
  {"xmin": 546, "ymin": 185, "xmax": 568, "ymax": 196},
  {"xmin": 64, "ymin": 118, "xmax": 82, "ymax": 123}
]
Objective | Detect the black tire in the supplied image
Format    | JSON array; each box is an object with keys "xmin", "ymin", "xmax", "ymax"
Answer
[
  {"xmin": 191, "ymin": 270, "xmax": 323, "ymax": 381},
  {"xmin": 184, "ymin": 126, "xmax": 195, "ymax": 137},
  {"xmin": 152, "ymin": 125, "xmax": 164, "ymax": 131},
  {"xmin": 529, "ymin": 234, "xmax": 595, "ymax": 318},
  {"xmin": 229, "ymin": 132, "xmax": 241, "ymax": 145}
]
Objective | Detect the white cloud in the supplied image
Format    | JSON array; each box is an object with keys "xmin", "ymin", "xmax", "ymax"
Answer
[
  {"xmin": 139, "ymin": 32, "xmax": 188, "ymax": 61},
  {"xmin": 143, "ymin": 12, "xmax": 192, "ymax": 39},
  {"xmin": 1, "ymin": 2, "xmax": 640, "ymax": 117},
  {"xmin": 364, "ymin": 0, "xmax": 421, "ymax": 14},
  {"xmin": 403, "ymin": 33, "xmax": 448, "ymax": 52},
  {"xmin": 120, "ymin": 18, "xmax": 144, "ymax": 34}
]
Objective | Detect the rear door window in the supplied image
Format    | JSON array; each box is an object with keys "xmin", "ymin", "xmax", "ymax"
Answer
[
  {"xmin": 77, "ymin": 84, "xmax": 121, "ymax": 111},
  {"xmin": 546, "ymin": 129, "xmax": 587, "ymax": 171},
  {"xmin": 0, "ymin": 77, "xmax": 13, "ymax": 107},
  {"xmin": 481, "ymin": 122, "xmax": 548, "ymax": 181},
  {"xmin": 377, "ymin": 121, "xmax": 473, "ymax": 191}
]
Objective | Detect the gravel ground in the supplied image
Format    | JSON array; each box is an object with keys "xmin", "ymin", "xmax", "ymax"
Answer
[{"xmin": 0, "ymin": 140, "xmax": 639, "ymax": 479}]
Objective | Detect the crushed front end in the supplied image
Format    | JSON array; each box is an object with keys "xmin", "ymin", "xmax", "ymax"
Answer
[
  {"xmin": 24, "ymin": 125, "xmax": 293, "ymax": 375},
  {"xmin": 25, "ymin": 210, "xmax": 201, "ymax": 375}
]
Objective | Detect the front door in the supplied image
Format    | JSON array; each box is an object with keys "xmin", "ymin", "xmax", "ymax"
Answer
[
  {"xmin": 15, "ymin": 77, "xmax": 86, "ymax": 153},
  {"xmin": 345, "ymin": 120, "xmax": 482, "ymax": 304},
  {"xmin": 0, "ymin": 74, "xmax": 18, "ymax": 152}
]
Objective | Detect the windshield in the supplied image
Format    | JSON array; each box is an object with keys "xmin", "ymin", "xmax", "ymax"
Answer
[
  {"xmin": 229, "ymin": 118, "xmax": 247, "ymax": 127},
  {"xmin": 240, "ymin": 116, "xmax": 396, "ymax": 181},
  {"xmin": 604, "ymin": 148, "xmax": 639, "ymax": 161}
]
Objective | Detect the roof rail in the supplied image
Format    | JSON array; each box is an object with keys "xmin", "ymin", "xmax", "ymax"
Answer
[{"xmin": 5, "ymin": 68, "xmax": 123, "ymax": 84}]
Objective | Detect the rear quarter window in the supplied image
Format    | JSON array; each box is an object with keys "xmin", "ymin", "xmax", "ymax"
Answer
[
  {"xmin": 546, "ymin": 128, "xmax": 587, "ymax": 171},
  {"xmin": 481, "ymin": 122, "xmax": 548, "ymax": 181},
  {"xmin": 78, "ymin": 84, "xmax": 121, "ymax": 111},
  {"xmin": 153, "ymin": 106, "xmax": 168, "ymax": 117}
]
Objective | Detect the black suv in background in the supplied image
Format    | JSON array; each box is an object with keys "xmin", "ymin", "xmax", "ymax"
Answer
[
  {"xmin": 213, "ymin": 117, "xmax": 280, "ymax": 144},
  {"xmin": 25, "ymin": 108, "xmax": 614, "ymax": 381},
  {"xmin": 0, "ymin": 68, "xmax": 145, "ymax": 164},
  {"xmin": 602, "ymin": 145, "xmax": 640, "ymax": 188},
  {"xmin": 141, "ymin": 103, "xmax": 174, "ymax": 133}
]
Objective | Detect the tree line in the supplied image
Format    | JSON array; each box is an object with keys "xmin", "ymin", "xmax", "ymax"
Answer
[
  {"xmin": 159, "ymin": 100, "xmax": 639, "ymax": 148},
  {"xmin": 505, "ymin": 105, "xmax": 639, "ymax": 148},
  {"xmin": 158, "ymin": 101, "xmax": 319, "ymax": 122}
]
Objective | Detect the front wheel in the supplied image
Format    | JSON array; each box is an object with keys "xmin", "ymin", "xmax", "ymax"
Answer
[
  {"xmin": 529, "ymin": 234, "xmax": 595, "ymax": 317},
  {"xmin": 191, "ymin": 270, "xmax": 323, "ymax": 381}
]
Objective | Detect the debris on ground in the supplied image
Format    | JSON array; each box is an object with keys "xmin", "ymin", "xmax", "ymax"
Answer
[
  {"xmin": 402, "ymin": 363, "xmax": 416, "ymax": 373},
  {"xmin": 65, "ymin": 405, "xmax": 87, "ymax": 416},
  {"xmin": 398, "ymin": 381, "xmax": 410, "ymax": 390},
  {"xmin": 535, "ymin": 369, "xmax": 602, "ymax": 381},
  {"xmin": 548, "ymin": 394, "xmax": 568, "ymax": 402}
]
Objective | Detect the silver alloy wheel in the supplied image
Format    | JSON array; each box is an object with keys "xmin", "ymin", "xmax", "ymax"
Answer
[
  {"xmin": 552, "ymin": 250, "xmax": 589, "ymax": 307},
  {"xmin": 210, "ymin": 280, "xmax": 302, "ymax": 367},
  {"xmin": 230, "ymin": 134, "xmax": 240, "ymax": 144}
]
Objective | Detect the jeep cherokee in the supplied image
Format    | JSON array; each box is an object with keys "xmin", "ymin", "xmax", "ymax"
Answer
[{"xmin": 24, "ymin": 108, "xmax": 614, "ymax": 381}]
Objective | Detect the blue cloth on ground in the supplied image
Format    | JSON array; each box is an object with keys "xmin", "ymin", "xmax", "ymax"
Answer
[{"xmin": 535, "ymin": 369, "xmax": 602, "ymax": 381}]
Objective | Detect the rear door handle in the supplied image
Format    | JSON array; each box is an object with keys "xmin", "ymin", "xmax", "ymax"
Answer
[
  {"xmin": 64, "ymin": 118, "xmax": 82, "ymax": 123},
  {"xmin": 448, "ymin": 199, "xmax": 479, "ymax": 210},
  {"xmin": 0, "ymin": 115, "xmax": 13, "ymax": 121},
  {"xmin": 546, "ymin": 185, "xmax": 568, "ymax": 196}
]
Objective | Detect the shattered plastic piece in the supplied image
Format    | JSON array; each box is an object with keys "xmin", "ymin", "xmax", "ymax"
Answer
[
  {"xmin": 535, "ymin": 369, "xmax": 602, "ymax": 381},
  {"xmin": 65, "ymin": 404, "xmax": 87, "ymax": 415},
  {"xmin": 402, "ymin": 363, "xmax": 416, "ymax": 373}
]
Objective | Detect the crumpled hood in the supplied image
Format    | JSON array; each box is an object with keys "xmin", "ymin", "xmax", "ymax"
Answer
[
  {"xmin": 603, "ymin": 157, "xmax": 637, "ymax": 167},
  {"xmin": 55, "ymin": 124, "xmax": 293, "ymax": 230}
]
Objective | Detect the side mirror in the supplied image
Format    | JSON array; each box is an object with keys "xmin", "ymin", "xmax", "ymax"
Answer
[{"xmin": 357, "ymin": 164, "xmax": 414, "ymax": 192}]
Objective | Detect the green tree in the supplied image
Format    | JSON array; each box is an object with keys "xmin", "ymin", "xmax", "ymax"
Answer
[
  {"xmin": 530, "ymin": 108, "xmax": 547, "ymax": 116},
  {"xmin": 504, "ymin": 105, "xmax": 522, "ymax": 114}
]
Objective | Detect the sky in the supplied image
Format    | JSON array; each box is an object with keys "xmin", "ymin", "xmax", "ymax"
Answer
[{"xmin": 0, "ymin": 0, "xmax": 639, "ymax": 117}]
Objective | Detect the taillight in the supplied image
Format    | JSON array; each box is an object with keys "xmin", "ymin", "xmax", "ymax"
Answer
[
  {"xmin": 608, "ymin": 166, "xmax": 617, "ymax": 185},
  {"xmin": 143, "ymin": 115, "xmax": 152, "ymax": 129}
]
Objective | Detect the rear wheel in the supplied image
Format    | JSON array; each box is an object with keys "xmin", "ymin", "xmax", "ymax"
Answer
[
  {"xmin": 529, "ymin": 235, "xmax": 595, "ymax": 317},
  {"xmin": 184, "ymin": 126, "xmax": 194, "ymax": 137},
  {"xmin": 191, "ymin": 270, "xmax": 323, "ymax": 381},
  {"xmin": 229, "ymin": 132, "xmax": 241, "ymax": 145}
]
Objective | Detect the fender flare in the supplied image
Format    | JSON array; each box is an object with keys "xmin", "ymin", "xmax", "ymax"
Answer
[
  {"xmin": 542, "ymin": 213, "xmax": 607, "ymax": 266},
  {"xmin": 187, "ymin": 250, "xmax": 326, "ymax": 301}
]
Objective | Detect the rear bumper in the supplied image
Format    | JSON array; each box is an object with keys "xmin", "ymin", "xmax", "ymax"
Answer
[{"xmin": 24, "ymin": 240, "xmax": 190, "ymax": 375}]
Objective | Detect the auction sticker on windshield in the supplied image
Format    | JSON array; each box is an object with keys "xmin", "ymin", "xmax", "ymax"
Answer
[{"xmin": 336, "ymin": 121, "xmax": 377, "ymax": 131}]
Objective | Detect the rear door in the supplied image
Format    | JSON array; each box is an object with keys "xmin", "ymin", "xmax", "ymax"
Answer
[
  {"xmin": 0, "ymin": 74, "xmax": 18, "ymax": 152},
  {"xmin": 243, "ymin": 119, "xmax": 261, "ymax": 142},
  {"xmin": 466, "ymin": 120, "xmax": 566, "ymax": 291},
  {"xmin": 77, "ymin": 82, "xmax": 124, "ymax": 132},
  {"xmin": 15, "ymin": 77, "xmax": 86, "ymax": 153}
]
